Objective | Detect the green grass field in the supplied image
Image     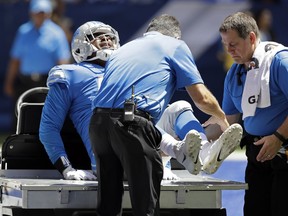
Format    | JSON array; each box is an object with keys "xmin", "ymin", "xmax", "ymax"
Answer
[{"xmin": 0, "ymin": 133, "xmax": 9, "ymax": 147}]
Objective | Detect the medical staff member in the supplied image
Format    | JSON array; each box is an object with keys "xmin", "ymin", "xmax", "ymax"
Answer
[
  {"xmin": 204, "ymin": 12, "xmax": 288, "ymax": 216},
  {"xmin": 89, "ymin": 14, "xmax": 230, "ymax": 216}
]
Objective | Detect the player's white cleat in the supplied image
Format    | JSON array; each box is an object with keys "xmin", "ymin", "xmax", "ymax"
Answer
[
  {"xmin": 202, "ymin": 123, "xmax": 243, "ymax": 174},
  {"xmin": 174, "ymin": 130, "xmax": 202, "ymax": 175}
]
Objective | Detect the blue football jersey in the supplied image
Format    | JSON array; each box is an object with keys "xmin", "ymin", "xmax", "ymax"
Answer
[{"xmin": 39, "ymin": 62, "xmax": 104, "ymax": 170}]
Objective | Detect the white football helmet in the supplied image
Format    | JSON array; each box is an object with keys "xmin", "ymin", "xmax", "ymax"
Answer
[{"xmin": 71, "ymin": 21, "xmax": 120, "ymax": 63}]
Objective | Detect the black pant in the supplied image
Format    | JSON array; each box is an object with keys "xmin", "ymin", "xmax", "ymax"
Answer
[
  {"xmin": 242, "ymin": 135, "xmax": 288, "ymax": 216},
  {"xmin": 15, "ymin": 73, "xmax": 48, "ymax": 101},
  {"xmin": 89, "ymin": 108, "xmax": 163, "ymax": 216}
]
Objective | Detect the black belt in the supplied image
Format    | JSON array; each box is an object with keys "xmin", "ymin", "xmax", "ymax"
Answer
[
  {"xmin": 94, "ymin": 107, "xmax": 152, "ymax": 121},
  {"xmin": 240, "ymin": 134, "xmax": 262, "ymax": 148}
]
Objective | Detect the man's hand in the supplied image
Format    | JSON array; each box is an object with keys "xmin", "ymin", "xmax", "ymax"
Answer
[
  {"xmin": 62, "ymin": 166, "xmax": 97, "ymax": 180},
  {"xmin": 254, "ymin": 135, "xmax": 282, "ymax": 162},
  {"xmin": 202, "ymin": 115, "xmax": 229, "ymax": 132}
]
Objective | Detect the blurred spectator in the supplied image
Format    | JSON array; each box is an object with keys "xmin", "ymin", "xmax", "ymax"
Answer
[
  {"xmin": 3, "ymin": 0, "xmax": 71, "ymax": 132},
  {"xmin": 51, "ymin": 0, "xmax": 74, "ymax": 45},
  {"xmin": 254, "ymin": 8, "xmax": 276, "ymax": 41}
]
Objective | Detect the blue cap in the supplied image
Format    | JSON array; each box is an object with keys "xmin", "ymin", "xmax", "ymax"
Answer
[{"xmin": 30, "ymin": 0, "xmax": 52, "ymax": 14}]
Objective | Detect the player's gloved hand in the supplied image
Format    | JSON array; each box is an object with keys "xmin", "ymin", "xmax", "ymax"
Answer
[
  {"xmin": 163, "ymin": 167, "xmax": 179, "ymax": 180},
  {"xmin": 54, "ymin": 156, "xmax": 97, "ymax": 180},
  {"xmin": 162, "ymin": 155, "xmax": 179, "ymax": 180},
  {"xmin": 62, "ymin": 166, "xmax": 97, "ymax": 180}
]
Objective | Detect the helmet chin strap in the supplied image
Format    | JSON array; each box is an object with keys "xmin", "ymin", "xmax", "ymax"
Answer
[
  {"xmin": 98, "ymin": 49, "xmax": 114, "ymax": 61},
  {"xmin": 88, "ymin": 49, "xmax": 114, "ymax": 62}
]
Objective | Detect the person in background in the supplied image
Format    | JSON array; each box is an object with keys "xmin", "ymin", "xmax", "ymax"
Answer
[
  {"xmin": 89, "ymin": 14, "xmax": 233, "ymax": 216},
  {"xmin": 51, "ymin": 0, "xmax": 74, "ymax": 45},
  {"xmin": 204, "ymin": 12, "xmax": 288, "ymax": 216},
  {"xmin": 4, "ymin": 0, "xmax": 70, "ymax": 132},
  {"xmin": 254, "ymin": 8, "xmax": 275, "ymax": 41}
]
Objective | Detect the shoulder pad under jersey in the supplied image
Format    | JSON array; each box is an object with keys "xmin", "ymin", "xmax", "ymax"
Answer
[{"xmin": 47, "ymin": 66, "xmax": 69, "ymax": 87}]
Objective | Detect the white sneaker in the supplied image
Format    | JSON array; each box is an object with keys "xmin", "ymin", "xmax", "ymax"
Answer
[
  {"xmin": 202, "ymin": 123, "xmax": 243, "ymax": 174},
  {"xmin": 174, "ymin": 130, "xmax": 202, "ymax": 175}
]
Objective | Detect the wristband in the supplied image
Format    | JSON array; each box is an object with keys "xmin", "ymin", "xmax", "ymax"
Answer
[
  {"xmin": 54, "ymin": 156, "xmax": 71, "ymax": 173},
  {"xmin": 273, "ymin": 131, "xmax": 286, "ymax": 143}
]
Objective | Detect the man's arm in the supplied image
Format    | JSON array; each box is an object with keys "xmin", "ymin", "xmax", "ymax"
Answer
[
  {"xmin": 4, "ymin": 58, "xmax": 20, "ymax": 97},
  {"xmin": 185, "ymin": 83, "xmax": 229, "ymax": 131},
  {"xmin": 39, "ymin": 83, "xmax": 96, "ymax": 180}
]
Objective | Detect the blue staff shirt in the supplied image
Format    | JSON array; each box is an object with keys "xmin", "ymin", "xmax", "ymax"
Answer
[
  {"xmin": 92, "ymin": 31, "xmax": 203, "ymax": 123},
  {"xmin": 222, "ymin": 50, "xmax": 288, "ymax": 136},
  {"xmin": 10, "ymin": 19, "xmax": 70, "ymax": 75}
]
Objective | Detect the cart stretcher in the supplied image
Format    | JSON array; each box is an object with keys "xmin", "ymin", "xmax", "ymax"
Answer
[
  {"xmin": 0, "ymin": 87, "xmax": 248, "ymax": 215},
  {"xmin": 0, "ymin": 169, "xmax": 247, "ymax": 216}
]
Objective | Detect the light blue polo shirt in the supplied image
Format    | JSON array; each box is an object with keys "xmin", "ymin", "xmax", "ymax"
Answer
[
  {"xmin": 10, "ymin": 19, "xmax": 70, "ymax": 75},
  {"xmin": 222, "ymin": 50, "xmax": 288, "ymax": 135},
  {"xmin": 92, "ymin": 31, "xmax": 203, "ymax": 123}
]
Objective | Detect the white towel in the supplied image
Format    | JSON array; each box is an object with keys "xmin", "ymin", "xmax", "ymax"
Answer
[{"xmin": 242, "ymin": 41, "xmax": 286, "ymax": 119}]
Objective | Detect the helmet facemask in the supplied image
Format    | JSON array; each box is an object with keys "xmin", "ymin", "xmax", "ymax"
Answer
[
  {"xmin": 86, "ymin": 32, "xmax": 119, "ymax": 62},
  {"xmin": 71, "ymin": 21, "xmax": 120, "ymax": 63}
]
